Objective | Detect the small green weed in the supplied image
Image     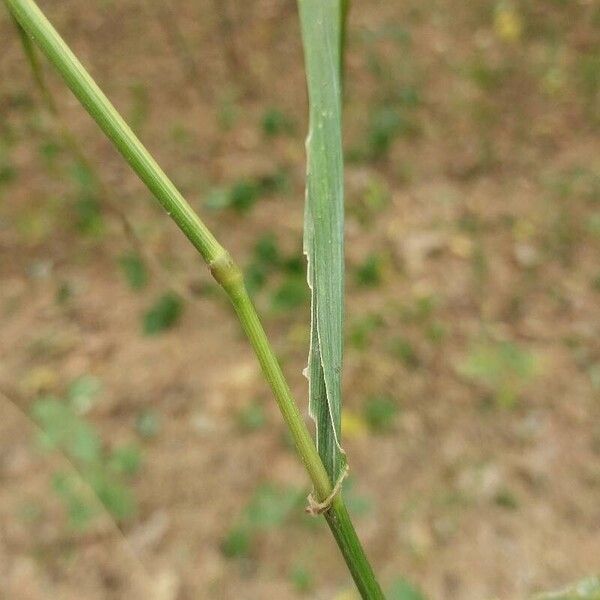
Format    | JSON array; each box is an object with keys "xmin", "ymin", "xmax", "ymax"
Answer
[
  {"xmin": 349, "ymin": 177, "xmax": 390, "ymax": 226},
  {"xmin": 387, "ymin": 336, "xmax": 420, "ymax": 369},
  {"xmin": 355, "ymin": 253, "xmax": 383, "ymax": 287},
  {"xmin": 221, "ymin": 483, "xmax": 304, "ymax": 559},
  {"xmin": 494, "ymin": 487, "xmax": 519, "ymax": 510},
  {"xmin": 388, "ymin": 577, "xmax": 427, "ymax": 600},
  {"xmin": 348, "ymin": 313, "xmax": 384, "ymax": 350},
  {"xmin": 70, "ymin": 162, "xmax": 103, "ymax": 236},
  {"xmin": 237, "ymin": 402, "xmax": 267, "ymax": 432},
  {"xmin": 261, "ymin": 107, "xmax": 294, "ymax": 137},
  {"xmin": 0, "ymin": 142, "xmax": 17, "ymax": 187},
  {"xmin": 68, "ymin": 374, "xmax": 102, "ymax": 414},
  {"xmin": 270, "ymin": 277, "xmax": 308, "ymax": 312},
  {"xmin": 31, "ymin": 379, "xmax": 141, "ymax": 527},
  {"xmin": 243, "ymin": 233, "xmax": 309, "ymax": 313},
  {"xmin": 244, "ymin": 233, "xmax": 281, "ymax": 295},
  {"xmin": 136, "ymin": 409, "xmax": 161, "ymax": 439},
  {"xmin": 290, "ymin": 564, "xmax": 314, "ymax": 593},
  {"xmin": 366, "ymin": 105, "xmax": 418, "ymax": 160},
  {"xmin": 459, "ymin": 339, "xmax": 537, "ymax": 408},
  {"xmin": 221, "ymin": 525, "xmax": 251, "ymax": 558},
  {"xmin": 119, "ymin": 251, "xmax": 148, "ymax": 290},
  {"xmin": 363, "ymin": 395, "xmax": 398, "ymax": 432},
  {"xmin": 143, "ymin": 292, "xmax": 183, "ymax": 335},
  {"xmin": 206, "ymin": 171, "xmax": 289, "ymax": 213}
]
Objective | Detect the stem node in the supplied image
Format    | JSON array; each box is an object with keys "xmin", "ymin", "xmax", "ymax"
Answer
[{"xmin": 210, "ymin": 252, "xmax": 243, "ymax": 296}]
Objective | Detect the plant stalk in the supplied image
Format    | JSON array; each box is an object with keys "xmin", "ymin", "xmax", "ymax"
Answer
[
  {"xmin": 327, "ymin": 495, "xmax": 384, "ymax": 599},
  {"xmin": 5, "ymin": 0, "xmax": 384, "ymax": 595}
]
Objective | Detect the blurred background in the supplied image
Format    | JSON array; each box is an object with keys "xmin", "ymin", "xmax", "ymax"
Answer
[{"xmin": 0, "ymin": 0, "xmax": 599, "ymax": 598}]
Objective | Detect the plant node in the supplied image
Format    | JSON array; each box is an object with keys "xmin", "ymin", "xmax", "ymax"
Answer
[
  {"xmin": 210, "ymin": 252, "xmax": 244, "ymax": 295},
  {"xmin": 306, "ymin": 463, "xmax": 349, "ymax": 515}
]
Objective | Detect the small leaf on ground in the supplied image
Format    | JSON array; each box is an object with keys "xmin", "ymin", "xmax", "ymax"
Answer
[
  {"xmin": 261, "ymin": 107, "xmax": 294, "ymax": 137},
  {"xmin": 32, "ymin": 396, "xmax": 102, "ymax": 464},
  {"xmin": 459, "ymin": 340, "xmax": 537, "ymax": 409},
  {"xmin": 270, "ymin": 277, "xmax": 309, "ymax": 312},
  {"xmin": 119, "ymin": 252, "xmax": 148, "ymax": 290},
  {"xmin": 136, "ymin": 409, "xmax": 161, "ymax": 439},
  {"xmin": 108, "ymin": 444, "xmax": 142, "ymax": 476},
  {"xmin": 221, "ymin": 526, "xmax": 251, "ymax": 558},
  {"xmin": 68, "ymin": 374, "xmax": 102, "ymax": 414},
  {"xmin": 290, "ymin": 564, "xmax": 313, "ymax": 593},
  {"xmin": 355, "ymin": 253, "xmax": 383, "ymax": 287},
  {"xmin": 143, "ymin": 293, "xmax": 183, "ymax": 335},
  {"xmin": 237, "ymin": 403, "xmax": 266, "ymax": 432},
  {"xmin": 245, "ymin": 485, "xmax": 303, "ymax": 529},
  {"xmin": 363, "ymin": 395, "xmax": 398, "ymax": 432},
  {"xmin": 388, "ymin": 577, "xmax": 426, "ymax": 600}
]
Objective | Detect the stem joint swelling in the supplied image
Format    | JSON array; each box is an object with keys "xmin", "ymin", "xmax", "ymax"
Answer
[
  {"xmin": 306, "ymin": 463, "xmax": 349, "ymax": 515},
  {"xmin": 210, "ymin": 252, "xmax": 244, "ymax": 297}
]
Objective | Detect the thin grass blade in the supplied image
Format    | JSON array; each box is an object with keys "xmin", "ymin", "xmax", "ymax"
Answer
[{"xmin": 299, "ymin": 0, "xmax": 345, "ymax": 483}]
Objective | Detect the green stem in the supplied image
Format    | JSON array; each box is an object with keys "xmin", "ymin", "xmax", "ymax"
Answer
[
  {"xmin": 5, "ymin": 0, "xmax": 384, "ymax": 596},
  {"xmin": 327, "ymin": 496, "xmax": 384, "ymax": 599}
]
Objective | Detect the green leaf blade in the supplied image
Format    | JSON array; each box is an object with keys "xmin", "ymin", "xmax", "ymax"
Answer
[{"xmin": 299, "ymin": 0, "xmax": 345, "ymax": 482}]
